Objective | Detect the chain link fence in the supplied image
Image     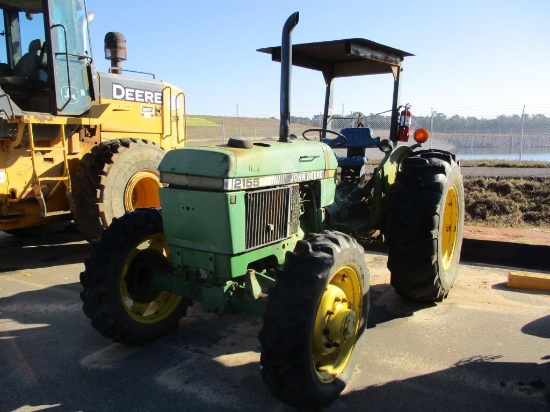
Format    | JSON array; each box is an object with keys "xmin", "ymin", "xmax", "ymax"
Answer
[
  {"xmin": 424, "ymin": 114, "xmax": 550, "ymax": 162},
  {"xmin": 186, "ymin": 127, "xmax": 281, "ymax": 145},
  {"xmin": 186, "ymin": 111, "xmax": 550, "ymax": 162}
]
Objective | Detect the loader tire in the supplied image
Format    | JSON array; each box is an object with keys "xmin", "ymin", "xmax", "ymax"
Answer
[
  {"xmin": 73, "ymin": 139, "xmax": 164, "ymax": 241},
  {"xmin": 259, "ymin": 231, "xmax": 370, "ymax": 408},
  {"xmin": 387, "ymin": 149, "xmax": 464, "ymax": 302},
  {"xmin": 80, "ymin": 208, "xmax": 191, "ymax": 345}
]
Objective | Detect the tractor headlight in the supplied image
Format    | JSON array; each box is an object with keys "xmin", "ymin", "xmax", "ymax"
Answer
[{"xmin": 378, "ymin": 139, "xmax": 393, "ymax": 153}]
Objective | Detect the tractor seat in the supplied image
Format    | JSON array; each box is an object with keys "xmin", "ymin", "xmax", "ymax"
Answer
[
  {"xmin": 337, "ymin": 155, "xmax": 367, "ymax": 168},
  {"xmin": 329, "ymin": 127, "xmax": 381, "ymax": 169}
]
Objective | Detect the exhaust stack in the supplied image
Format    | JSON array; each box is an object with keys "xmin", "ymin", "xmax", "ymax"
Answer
[
  {"xmin": 104, "ymin": 32, "xmax": 127, "ymax": 75},
  {"xmin": 279, "ymin": 12, "xmax": 299, "ymax": 143}
]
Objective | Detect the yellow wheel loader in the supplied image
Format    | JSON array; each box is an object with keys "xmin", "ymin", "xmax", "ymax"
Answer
[{"xmin": 0, "ymin": 0, "xmax": 186, "ymax": 239}]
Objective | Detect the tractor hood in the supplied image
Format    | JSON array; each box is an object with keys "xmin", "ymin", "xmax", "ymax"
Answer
[{"xmin": 159, "ymin": 139, "xmax": 338, "ymax": 191}]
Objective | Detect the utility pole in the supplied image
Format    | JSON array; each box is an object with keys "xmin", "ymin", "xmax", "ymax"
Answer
[
  {"xmin": 430, "ymin": 108, "xmax": 437, "ymax": 150},
  {"xmin": 519, "ymin": 104, "xmax": 525, "ymax": 163},
  {"xmin": 236, "ymin": 104, "xmax": 239, "ymax": 117}
]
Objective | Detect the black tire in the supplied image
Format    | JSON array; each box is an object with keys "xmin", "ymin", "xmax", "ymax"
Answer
[
  {"xmin": 387, "ymin": 149, "xmax": 464, "ymax": 302},
  {"xmin": 80, "ymin": 208, "xmax": 191, "ymax": 345},
  {"xmin": 259, "ymin": 230, "xmax": 370, "ymax": 408},
  {"xmin": 73, "ymin": 139, "xmax": 165, "ymax": 240}
]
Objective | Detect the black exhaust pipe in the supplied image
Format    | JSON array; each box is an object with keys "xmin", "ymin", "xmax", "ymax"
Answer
[{"xmin": 279, "ymin": 12, "xmax": 299, "ymax": 143}]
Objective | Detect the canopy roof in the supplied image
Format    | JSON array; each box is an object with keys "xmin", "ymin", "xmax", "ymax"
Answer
[{"xmin": 258, "ymin": 38, "xmax": 413, "ymax": 78}]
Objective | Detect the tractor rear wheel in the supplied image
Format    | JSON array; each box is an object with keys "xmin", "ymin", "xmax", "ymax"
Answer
[
  {"xmin": 387, "ymin": 150, "xmax": 464, "ymax": 302},
  {"xmin": 73, "ymin": 139, "xmax": 164, "ymax": 240},
  {"xmin": 259, "ymin": 231, "xmax": 370, "ymax": 408},
  {"xmin": 80, "ymin": 208, "xmax": 191, "ymax": 345}
]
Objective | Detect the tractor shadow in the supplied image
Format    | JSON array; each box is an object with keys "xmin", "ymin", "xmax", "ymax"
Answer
[
  {"xmin": 0, "ymin": 227, "xmax": 90, "ymax": 272},
  {"xmin": 0, "ymin": 283, "xmax": 281, "ymax": 411},
  {"xmin": 3, "ymin": 281, "xmax": 547, "ymax": 412},
  {"xmin": 367, "ymin": 283, "xmax": 435, "ymax": 328},
  {"xmin": 0, "ymin": 279, "xmax": 434, "ymax": 412},
  {"xmin": 336, "ymin": 355, "xmax": 550, "ymax": 411}
]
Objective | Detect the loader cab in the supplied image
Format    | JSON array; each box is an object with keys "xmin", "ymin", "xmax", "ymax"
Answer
[{"xmin": 0, "ymin": 0, "xmax": 94, "ymax": 116}]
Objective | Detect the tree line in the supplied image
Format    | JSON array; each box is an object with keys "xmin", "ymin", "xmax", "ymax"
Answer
[
  {"xmin": 413, "ymin": 113, "xmax": 550, "ymax": 134},
  {"xmin": 291, "ymin": 113, "xmax": 550, "ymax": 134}
]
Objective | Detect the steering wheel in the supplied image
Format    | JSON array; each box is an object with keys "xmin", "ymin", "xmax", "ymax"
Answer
[{"xmin": 302, "ymin": 128, "xmax": 347, "ymax": 147}]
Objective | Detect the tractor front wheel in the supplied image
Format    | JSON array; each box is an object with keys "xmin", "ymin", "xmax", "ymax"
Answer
[
  {"xmin": 80, "ymin": 208, "xmax": 191, "ymax": 345},
  {"xmin": 73, "ymin": 139, "xmax": 165, "ymax": 240},
  {"xmin": 259, "ymin": 231, "xmax": 370, "ymax": 408},
  {"xmin": 387, "ymin": 149, "xmax": 464, "ymax": 302}
]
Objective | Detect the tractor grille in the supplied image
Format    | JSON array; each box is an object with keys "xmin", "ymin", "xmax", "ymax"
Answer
[{"xmin": 245, "ymin": 185, "xmax": 300, "ymax": 250}]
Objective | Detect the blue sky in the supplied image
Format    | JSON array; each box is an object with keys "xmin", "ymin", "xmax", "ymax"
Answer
[{"xmin": 86, "ymin": 0, "xmax": 550, "ymax": 118}]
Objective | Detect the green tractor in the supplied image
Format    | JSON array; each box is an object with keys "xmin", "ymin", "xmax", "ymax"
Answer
[{"xmin": 80, "ymin": 12, "xmax": 464, "ymax": 408}]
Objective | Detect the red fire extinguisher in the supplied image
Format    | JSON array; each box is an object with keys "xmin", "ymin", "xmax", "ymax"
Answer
[{"xmin": 397, "ymin": 104, "xmax": 412, "ymax": 142}]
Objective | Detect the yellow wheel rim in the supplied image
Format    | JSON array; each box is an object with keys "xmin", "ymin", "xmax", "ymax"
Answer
[
  {"xmin": 120, "ymin": 233, "xmax": 182, "ymax": 324},
  {"xmin": 312, "ymin": 265, "xmax": 363, "ymax": 383},
  {"xmin": 124, "ymin": 169, "xmax": 162, "ymax": 211},
  {"xmin": 441, "ymin": 186, "xmax": 459, "ymax": 270}
]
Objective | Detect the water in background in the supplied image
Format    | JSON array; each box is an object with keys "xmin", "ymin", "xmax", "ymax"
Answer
[
  {"xmin": 363, "ymin": 145, "xmax": 550, "ymax": 162},
  {"xmin": 453, "ymin": 147, "xmax": 550, "ymax": 162},
  {"xmin": 426, "ymin": 135, "xmax": 550, "ymax": 162}
]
